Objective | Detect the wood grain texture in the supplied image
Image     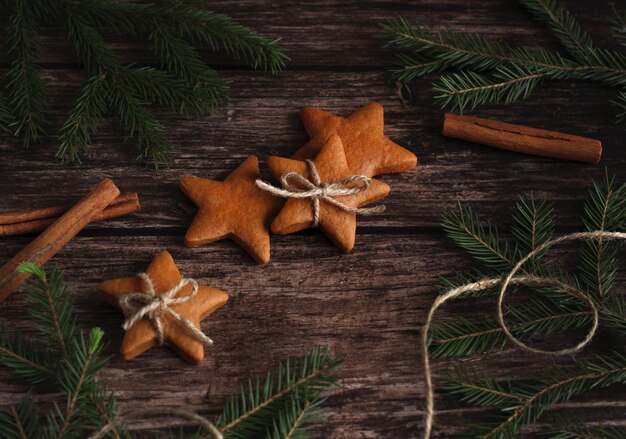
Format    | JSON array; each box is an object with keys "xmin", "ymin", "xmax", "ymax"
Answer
[{"xmin": 0, "ymin": 1, "xmax": 625, "ymax": 437}]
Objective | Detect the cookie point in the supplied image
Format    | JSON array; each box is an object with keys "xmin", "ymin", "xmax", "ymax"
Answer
[{"xmin": 183, "ymin": 236, "xmax": 200, "ymax": 248}]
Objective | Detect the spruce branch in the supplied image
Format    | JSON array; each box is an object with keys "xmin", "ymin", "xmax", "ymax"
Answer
[
  {"xmin": 6, "ymin": 0, "xmax": 48, "ymax": 145},
  {"xmin": 0, "ymin": 92, "xmax": 16, "ymax": 134},
  {"xmin": 434, "ymin": 175, "xmax": 626, "ymax": 436},
  {"xmin": 0, "ymin": 264, "xmax": 127, "ymax": 439},
  {"xmin": 217, "ymin": 346, "xmax": 341, "ymax": 438},
  {"xmin": 433, "ymin": 68, "xmax": 546, "ymax": 112},
  {"xmin": 0, "ymin": 331, "xmax": 52, "ymax": 385},
  {"xmin": 519, "ymin": 0, "xmax": 595, "ymax": 63},
  {"xmin": 381, "ymin": 17, "xmax": 514, "ymax": 71},
  {"xmin": 484, "ymin": 353, "xmax": 626, "ymax": 438},
  {"xmin": 48, "ymin": 328, "xmax": 108, "ymax": 439},
  {"xmin": 611, "ymin": 5, "xmax": 626, "ymax": 47},
  {"xmin": 109, "ymin": 78, "xmax": 173, "ymax": 166},
  {"xmin": 381, "ymin": 1, "xmax": 626, "ymax": 118},
  {"xmin": 155, "ymin": 3, "xmax": 288, "ymax": 73},
  {"xmin": 2, "ymin": 0, "xmax": 287, "ymax": 166},
  {"xmin": 0, "ymin": 395, "xmax": 41, "ymax": 439},
  {"xmin": 578, "ymin": 174, "xmax": 626, "ymax": 302},
  {"xmin": 550, "ymin": 420, "xmax": 626, "ymax": 439},
  {"xmin": 18, "ymin": 263, "xmax": 78, "ymax": 357},
  {"xmin": 265, "ymin": 395, "xmax": 326, "ymax": 439},
  {"xmin": 431, "ymin": 300, "xmax": 592, "ymax": 359},
  {"xmin": 511, "ymin": 196, "xmax": 554, "ymax": 261},
  {"xmin": 56, "ymin": 73, "xmax": 110, "ymax": 162},
  {"xmin": 441, "ymin": 202, "xmax": 515, "ymax": 272},
  {"xmin": 445, "ymin": 367, "xmax": 525, "ymax": 408},
  {"xmin": 614, "ymin": 90, "xmax": 626, "ymax": 122}
]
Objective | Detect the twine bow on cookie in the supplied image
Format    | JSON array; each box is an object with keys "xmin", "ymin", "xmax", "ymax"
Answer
[
  {"xmin": 118, "ymin": 273, "xmax": 213, "ymax": 346},
  {"xmin": 256, "ymin": 159, "xmax": 386, "ymax": 226}
]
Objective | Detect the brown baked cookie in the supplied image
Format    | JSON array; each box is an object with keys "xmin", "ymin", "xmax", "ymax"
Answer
[
  {"xmin": 98, "ymin": 250, "xmax": 228, "ymax": 364},
  {"xmin": 179, "ymin": 156, "xmax": 283, "ymax": 264},
  {"xmin": 292, "ymin": 102, "xmax": 418, "ymax": 177},
  {"xmin": 267, "ymin": 134, "xmax": 390, "ymax": 252}
]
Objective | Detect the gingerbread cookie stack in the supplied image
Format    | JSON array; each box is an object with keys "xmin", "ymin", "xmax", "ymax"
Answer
[{"xmin": 180, "ymin": 102, "xmax": 417, "ymax": 263}]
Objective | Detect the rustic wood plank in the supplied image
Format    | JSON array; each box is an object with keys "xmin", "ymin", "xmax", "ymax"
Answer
[{"xmin": 0, "ymin": 0, "xmax": 625, "ymax": 437}]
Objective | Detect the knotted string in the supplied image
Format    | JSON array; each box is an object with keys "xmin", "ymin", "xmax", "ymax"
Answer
[
  {"xmin": 256, "ymin": 159, "xmax": 386, "ymax": 226},
  {"xmin": 118, "ymin": 273, "xmax": 213, "ymax": 346},
  {"xmin": 422, "ymin": 230, "xmax": 626, "ymax": 439}
]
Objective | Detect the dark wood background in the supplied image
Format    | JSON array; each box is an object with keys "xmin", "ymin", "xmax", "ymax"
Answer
[{"xmin": 0, "ymin": 0, "xmax": 625, "ymax": 437}]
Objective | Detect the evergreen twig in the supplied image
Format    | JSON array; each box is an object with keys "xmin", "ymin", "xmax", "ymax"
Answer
[
  {"xmin": 216, "ymin": 346, "xmax": 341, "ymax": 438},
  {"xmin": 0, "ymin": 263, "xmax": 127, "ymax": 439},
  {"xmin": 1, "ymin": 0, "xmax": 287, "ymax": 167},
  {"xmin": 430, "ymin": 174, "xmax": 626, "ymax": 437},
  {"xmin": 6, "ymin": 0, "xmax": 48, "ymax": 145},
  {"xmin": 381, "ymin": 1, "xmax": 626, "ymax": 119}
]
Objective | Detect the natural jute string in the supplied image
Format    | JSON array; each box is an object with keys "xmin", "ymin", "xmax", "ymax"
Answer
[
  {"xmin": 422, "ymin": 230, "xmax": 626, "ymax": 439},
  {"xmin": 118, "ymin": 273, "xmax": 213, "ymax": 346},
  {"xmin": 88, "ymin": 407, "xmax": 222, "ymax": 439},
  {"xmin": 256, "ymin": 159, "xmax": 386, "ymax": 226}
]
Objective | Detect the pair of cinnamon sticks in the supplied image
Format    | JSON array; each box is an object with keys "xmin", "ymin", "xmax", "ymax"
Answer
[
  {"xmin": 0, "ymin": 192, "xmax": 140, "ymax": 236},
  {"xmin": 0, "ymin": 179, "xmax": 140, "ymax": 302}
]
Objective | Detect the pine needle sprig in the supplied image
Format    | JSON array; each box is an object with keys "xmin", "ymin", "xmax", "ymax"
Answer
[
  {"xmin": 216, "ymin": 346, "xmax": 341, "ymax": 438},
  {"xmin": 518, "ymin": 0, "xmax": 595, "ymax": 63},
  {"xmin": 381, "ymin": 1, "xmax": 626, "ymax": 119},
  {"xmin": 431, "ymin": 174, "xmax": 626, "ymax": 437},
  {"xmin": 431, "ymin": 299, "xmax": 592, "ymax": 359},
  {"xmin": 265, "ymin": 394, "xmax": 327, "ymax": 439},
  {"xmin": 441, "ymin": 202, "xmax": 516, "ymax": 272},
  {"xmin": 19, "ymin": 263, "xmax": 78, "ymax": 358},
  {"xmin": 611, "ymin": 6, "xmax": 626, "ymax": 48},
  {"xmin": 614, "ymin": 90, "xmax": 626, "ymax": 122},
  {"xmin": 0, "ymin": 331, "xmax": 52, "ymax": 385},
  {"xmin": 483, "ymin": 352, "xmax": 626, "ymax": 438},
  {"xmin": 46, "ymin": 328, "xmax": 108, "ymax": 439},
  {"xmin": 549, "ymin": 419, "xmax": 626, "ymax": 439},
  {"xmin": 0, "ymin": 92, "xmax": 15, "ymax": 134},
  {"xmin": 445, "ymin": 367, "xmax": 526, "ymax": 408},
  {"xmin": 56, "ymin": 73, "xmax": 110, "ymax": 162},
  {"xmin": 1, "ymin": 0, "xmax": 287, "ymax": 167},
  {"xmin": 0, "ymin": 394, "xmax": 42, "ymax": 439},
  {"xmin": 0, "ymin": 263, "xmax": 128, "ymax": 439},
  {"xmin": 154, "ymin": 3, "xmax": 288, "ymax": 73},
  {"xmin": 578, "ymin": 174, "xmax": 626, "ymax": 302},
  {"xmin": 511, "ymin": 196, "xmax": 554, "ymax": 261},
  {"xmin": 6, "ymin": 0, "xmax": 48, "ymax": 145}
]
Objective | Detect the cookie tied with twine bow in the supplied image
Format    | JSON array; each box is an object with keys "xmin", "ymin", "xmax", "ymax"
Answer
[
  {"xmin": 98, "ymin": 250, "xmax": 228, "ymax": 364},
  {"xmin": 258, "ymin": 134, "xmax": 390, "ymax": 252}
]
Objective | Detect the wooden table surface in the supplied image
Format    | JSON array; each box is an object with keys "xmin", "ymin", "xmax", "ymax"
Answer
[{"xmin": 0, "ymin": 1, "xmax": 625, "ymax": 437}]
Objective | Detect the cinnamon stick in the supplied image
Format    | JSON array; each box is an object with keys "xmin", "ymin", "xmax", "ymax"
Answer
[
  {"xmin": 442, "ymin": 113, "xmax": 602, "ymax": 164},
  {"xmin": 0, "ymin": 193, "xmax": 138, "ymax": 225},
  {"xmin": 0, "ymin": 179, "xmax": 120, "ymax": 302},
  {"xmin": 0, "ymin": 193, "xmax": 140, "ymax": 236}
]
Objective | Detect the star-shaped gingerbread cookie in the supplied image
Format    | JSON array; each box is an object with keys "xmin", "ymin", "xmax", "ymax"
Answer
[
  {"xmin": 268, "ymin": 134, "xmax": 390, "ymax": 252},
  {"xmin": 98, "ymin": 250, "xmax": 228, "ymax": 364},
  {"xmin": 179, "ymin": 156, "xmax": 283, "ymax": 264},
  {"xmin": 292, "ymin": 102, "xmax": 418, "ymax": 177}
]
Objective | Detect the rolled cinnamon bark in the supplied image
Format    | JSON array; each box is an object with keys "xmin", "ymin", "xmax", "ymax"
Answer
[
  {"xmin": 0, "ymin": 193, "xmax": 138, "ymax": 225},
  {"xmin": 0, "ymin": 179, "xmax": 120, "ymax": 302},
  {"xmin": 0, "ymin": 193, "xmax": 140, "ymax": 236},
  {"xmin": 442, "ymin": 113, "xmax": 602, "ymax": 164}
]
